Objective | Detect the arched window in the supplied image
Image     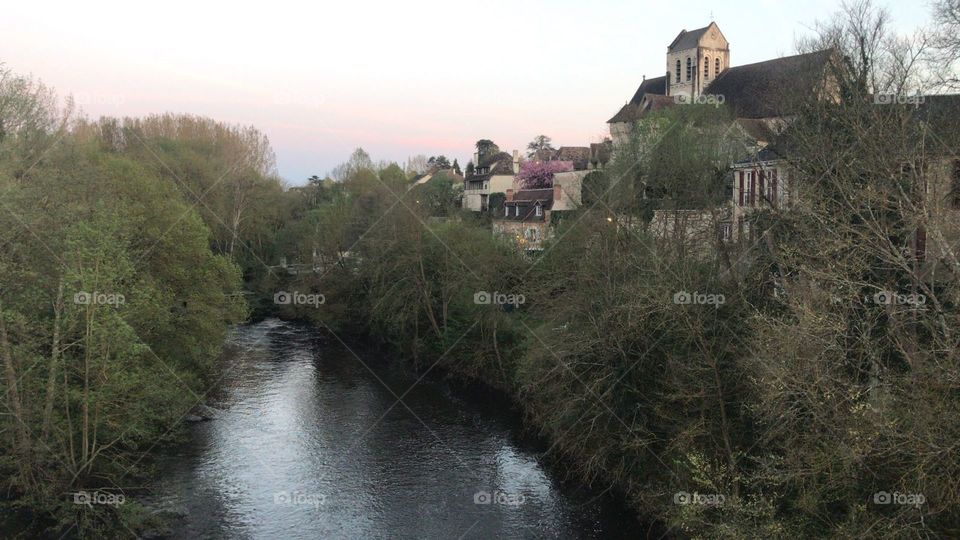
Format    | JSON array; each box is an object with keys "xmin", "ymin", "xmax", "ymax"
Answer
[
  {"xmin": 686, "ymin": 57, "xmax": 692, "ymax": 81},
  {"xmin": 704, "ymin": 57, "xmax": 710, "ymax": 79},
  {"xmin": 675, "ymin": 60, "xmax": 681, "ymax": 83},
  {"xmin": 715, "ymin": 58, "xmax": 721, "ymax": 77}
]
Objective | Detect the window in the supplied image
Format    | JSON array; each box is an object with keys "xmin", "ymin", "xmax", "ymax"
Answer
[
  {"xmin": 704, "ymin": 57, "xmax": 710, "ymax": 79},
  {"xmin": 535, "ymin": 204, "xmax": 543, "ymax": 217},
  {"xmin": 686, "ymin": 58, "xmax": 692, "ymax": 81},
  {"xmin": 738, "ymin": 171, "xmax": 744, "ymax": 206},
  {"xmin": 719, "ymin": 222, "xmax": 732, "ymax": 242},
  {"xmin": 675, "ymin": 60, "xmax": 681, "ymax": 83},
  {"xmin": 715, "ymin": 58, "xmax": 721, "ymax": 77},
  {"xmin": 748, "ymin": 171, "xmax": 756, "ymax": 206}
]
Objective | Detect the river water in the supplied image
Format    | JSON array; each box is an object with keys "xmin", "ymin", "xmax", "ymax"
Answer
[{"xmin": 147, "ymin": 319, "xmax": 640, "ymax": 539}]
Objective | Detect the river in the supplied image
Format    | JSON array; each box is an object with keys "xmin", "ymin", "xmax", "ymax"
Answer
[{"xmin": 146, "ymin": 319, "xmax": 641, "ymax": 539}]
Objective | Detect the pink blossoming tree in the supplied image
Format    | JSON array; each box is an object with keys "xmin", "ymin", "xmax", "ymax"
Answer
[{"xmin": 515, "ymin": 160, "xmax": 573, "ymax": 189}]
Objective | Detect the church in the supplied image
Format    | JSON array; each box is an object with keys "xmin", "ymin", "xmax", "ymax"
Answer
[
  {"xmin": 608, "ymin": 22, "xmax": 839, "ymax": 244},
  {"xmin": 607, "ymin": 21, "xmax": 960, "ymax": 265},
  {"xmin": 608, "ymin": 22, "xmax": 837, "ymax": 147}
]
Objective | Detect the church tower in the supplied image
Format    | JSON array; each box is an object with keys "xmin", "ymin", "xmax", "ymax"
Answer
[{"xmin": 665, "ymin": 22, "xmax": 729, "ymax": 100}]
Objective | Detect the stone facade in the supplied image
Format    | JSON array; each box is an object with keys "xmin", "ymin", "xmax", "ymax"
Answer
[{"xmin": 666, "ymin": 22, "xmax": 730, "ymax": 101}]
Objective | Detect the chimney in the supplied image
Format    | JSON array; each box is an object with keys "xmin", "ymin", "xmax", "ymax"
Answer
[
  {"xmin": 512, "ymin": 149, "xmax": 521, "ymax": 174},
  {"xmin": 474, "ymin": 151, "xmax": 480, "ymax": 165},
  {"xmin": 553, "ymin": 185, "xmax": 562, "ymax": 202},
  {"xmin": 506, "ymin": 189, "xmax": 514, "ymax": 202}
]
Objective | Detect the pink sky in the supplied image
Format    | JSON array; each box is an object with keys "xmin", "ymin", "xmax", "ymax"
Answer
[{"xmin": 1, "ymin": 0, "xmax": 934, "ymax": 184}]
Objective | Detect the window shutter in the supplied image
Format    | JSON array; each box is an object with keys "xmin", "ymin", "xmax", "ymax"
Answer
[{"xmin": 771, "ymin": 169, "xmax": 778, "ymax": 206}]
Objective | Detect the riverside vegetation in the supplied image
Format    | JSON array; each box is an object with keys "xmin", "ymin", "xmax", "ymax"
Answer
[{"xmin": 3, "ymin": 1, "xmax": 960, "ymax": 537}]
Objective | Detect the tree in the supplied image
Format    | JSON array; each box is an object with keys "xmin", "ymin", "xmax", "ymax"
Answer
[
  {"xmin": 452, "ymin": 159, "xmax": 462, "ymax": 176},
  {"xmin": 427, "ymin": 155, "xmax": 451, "ymax": 170},
  {"xmin": 515, "ymin": 160, "xmax": 572, "ymax": 189},
  {"xmin": 475, "ymin": 139, "xmax": 499, "ymax": 160},
  {"xmin": 406, "ymin": 154, "xmax": 430, "ymax": 176},
  {"xmin": 330, "ymin": 147, "xmax": 374, "ymax": 181},
  {"xmin": 465, "ymin": 161, "xmax": 475, "ymax": 177},
  {"xmin": 526, "ymin": 134, "xmax": 555, "ymax": 158}
]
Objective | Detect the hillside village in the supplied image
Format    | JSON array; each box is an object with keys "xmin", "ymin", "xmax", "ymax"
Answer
[{"xmin": 401, "ymin": 21, "xmax": 960, "ymax": 259}]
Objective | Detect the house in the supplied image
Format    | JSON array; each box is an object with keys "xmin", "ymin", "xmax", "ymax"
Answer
[
  {"xmin": 413, "ymin": 168, "xmax": 464, "ymax": 187},
  {"xmin": 492, "ymin": 187, "xmax": 562, "ymax": 251},
  {"xmin": 463, "ymin": 150, "xmax": 521, "ymax": 211}
]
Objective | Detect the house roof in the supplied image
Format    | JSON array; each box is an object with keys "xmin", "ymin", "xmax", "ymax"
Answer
[
  {"xmin": 668, "ymin": 25, "xmax": 711, "ymax": 51},
  {"xmin": 556, "ymin": 146, "xmax": 591, "ymax": 169},
  {"xmin": 704, "ymin": 49, "xmax": 835, "ymax": 118},
  {"xmin": 469, "ymin": 151, "xmax": 516, "ymax": 182},
  {"xmin": 500, "ymin": 188, "xmax": 554, "ymax": 221}
]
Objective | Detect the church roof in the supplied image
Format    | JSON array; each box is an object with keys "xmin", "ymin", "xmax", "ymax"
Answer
[
  {"xmin": 629, "ymin": 76, "xmax": 668, "ymax": 103},
  {"xmin": 608, "ymin": 76, "xmax": 668, "ymax": 124},
  {"xmin": 608, "ymin": 93, "xmax": 676, "ymax": 124},
  {"xmin": 704, "ymin": 49, "xmax": 835, "ymax": 118},
  {"xmin": 668, "ymin": 26, "xmax": 712, "ymax": 52}
]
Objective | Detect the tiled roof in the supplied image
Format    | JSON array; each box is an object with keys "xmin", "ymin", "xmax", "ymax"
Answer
[
  {"xmin": 609, "ymin": 76, "xmax": 668, "ymax": 124},
  {"xmin": 499, "ymin": 189, "xmax": 554, "ymax": 221},
  {"xmin": 704, "ymin": 49, "xmax": 835, "ymax": 118}
]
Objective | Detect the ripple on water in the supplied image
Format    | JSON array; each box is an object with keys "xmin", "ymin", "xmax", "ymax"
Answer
[{"xmin": 146, "ymin": 318, "xmax": 642, "ymax": 539}]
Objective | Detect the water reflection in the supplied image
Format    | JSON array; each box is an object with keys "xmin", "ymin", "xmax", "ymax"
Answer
[{"xmin": 148, "ymin": 319, "xmax": 638, "ymax": 539}]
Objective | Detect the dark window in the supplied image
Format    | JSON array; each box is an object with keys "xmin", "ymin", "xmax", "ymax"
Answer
[
  {"xmin": 715, "ymin": 58, "xmax": 721, "ymax": 77},
  {"xmin": 704, "ymin": 57, "xmax": 710, "ymax": 79},
  {"xmin": 686, "ymin": 58, "xmax": 692, "ymax": 81},
  {"xmin": 675, "ymin": 60, "xmax": 681, "ymax": 83},
  {"xmin": 770, "ymin": 169, "xmax": 778, "ymax": 206}
]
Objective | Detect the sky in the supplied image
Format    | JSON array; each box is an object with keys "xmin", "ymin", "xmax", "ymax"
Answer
[{"xmin": 0, "ymin": 0, "xmax": 935, "ymax": 185}]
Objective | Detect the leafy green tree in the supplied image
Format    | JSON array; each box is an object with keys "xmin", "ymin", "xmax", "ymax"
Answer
[{"xmin": 526, "ymin": 134, "xmax": 555, "ymax": 157}]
